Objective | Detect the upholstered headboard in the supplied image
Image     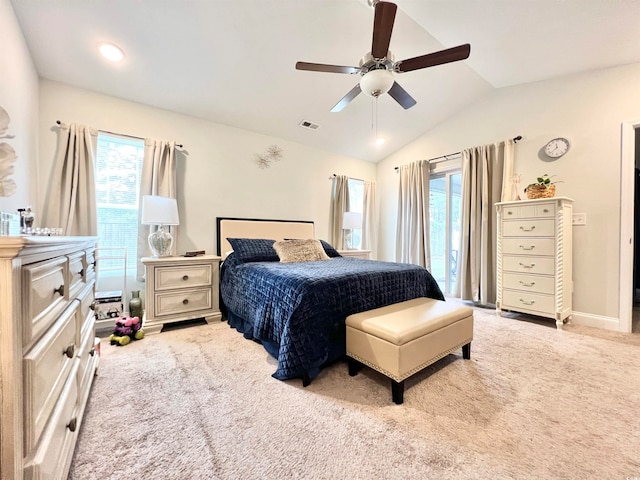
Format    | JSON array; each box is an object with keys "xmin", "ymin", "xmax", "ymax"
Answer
[{"xmin": 216, "ymin": 217, "xmax": 315, "ymax": 259}]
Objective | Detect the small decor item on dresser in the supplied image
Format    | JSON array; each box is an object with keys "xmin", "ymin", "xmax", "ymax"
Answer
[
  {"xmin": 184, "ymin": 249, "xmax": 205, "ymax": 257},
  {"xmin": 129, "ymin": 290, "xmax": 143, "ymax": 319},
  {"xmin": 109, "ymin": 315, "xmax": 145, "ymax": 346},
  {"xmin": 524, "ymin": 174, "xmax": 558, "ymax": 199}
]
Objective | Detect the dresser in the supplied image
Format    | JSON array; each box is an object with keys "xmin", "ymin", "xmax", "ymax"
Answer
[
  {"xmin": 495, "ymin": 197, "xmax": 573, "ymax": 329},
  {"xmin": 142, "ymin": 255, "xmax": 222, "ymax": 334},
  {"xmin": 337, "ymin": 249, "xmax": 372, "ymax": 260},
  {"xmin": 0, "ymin": 236, "xmax": 98, "ymax": 480}
]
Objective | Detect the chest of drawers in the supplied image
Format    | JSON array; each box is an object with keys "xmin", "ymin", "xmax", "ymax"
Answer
[
  {"xmin": 142, "ymin": 255, "xmax": 222, "ymax": 334},
  {"xmin": 495, "ymin": 197, "xmax": 573, "ymax": 328},
  {"xmin": 0, "ymin": 236, "xmax": 98, "ymax": 480}
]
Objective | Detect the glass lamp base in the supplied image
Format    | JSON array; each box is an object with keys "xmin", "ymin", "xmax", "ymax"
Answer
[{"xmin": 148, "ymin": 226, "xmax": 174, "ymax": 257}]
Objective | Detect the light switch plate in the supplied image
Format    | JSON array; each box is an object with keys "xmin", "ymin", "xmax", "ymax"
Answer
[{"xmin": 572, "ymin": 213, "xmax": 587, "ymax": 226}]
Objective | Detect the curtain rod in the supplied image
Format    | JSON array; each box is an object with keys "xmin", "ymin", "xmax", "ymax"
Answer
[
  {"xmin": 394, "ymin": 135, "xmax": 522, "ymax": 171},
  {"xmin": 55, "ymin": 120, "xmax": 184, "ymax": 148},
  {"xmin": 330, "ymin": 173, "xmax": 366, "ymax": 182}
]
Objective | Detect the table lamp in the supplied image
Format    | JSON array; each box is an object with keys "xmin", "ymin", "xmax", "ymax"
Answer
[
  {"xmin": 342, "ymin": 211, "xmax": 362, "ymax": 250},
  {"xmin": 141, "ymin": 195, "xmax": 180, "ymax": 257}
]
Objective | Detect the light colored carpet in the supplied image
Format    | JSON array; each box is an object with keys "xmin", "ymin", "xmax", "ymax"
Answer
[{"xmin": 69, "ymin": 309, "xmax": 640, "ymax": 480}]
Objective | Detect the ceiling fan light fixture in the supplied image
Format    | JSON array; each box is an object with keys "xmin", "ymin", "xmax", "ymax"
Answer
[{"xmin": 359, "ymin": 69, "xmax": 394, "ymax": 97}]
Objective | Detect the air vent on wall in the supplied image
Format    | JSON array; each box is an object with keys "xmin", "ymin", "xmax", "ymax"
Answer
[{"xmin": 298, "ymin": 120, "xmax": 320, "ymax": 130}]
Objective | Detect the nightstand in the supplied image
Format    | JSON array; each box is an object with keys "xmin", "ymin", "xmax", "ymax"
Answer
[
  {"xmin": 141, "ymin": 255, "xmax": 222, "ymax": 334},
  {"xmin": 338, "ymin": 249, "xmax": 371, "ymax": 260}
]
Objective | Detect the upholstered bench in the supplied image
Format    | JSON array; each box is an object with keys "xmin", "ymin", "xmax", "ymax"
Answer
[{"xmin": 346, "ymin": 297, "xmax": 474, "ymax": 404}]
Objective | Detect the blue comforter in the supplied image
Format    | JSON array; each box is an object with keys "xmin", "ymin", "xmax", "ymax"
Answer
[{"xmin": 220, "ymin": 255, "xmax": 444, "ymax": 381}]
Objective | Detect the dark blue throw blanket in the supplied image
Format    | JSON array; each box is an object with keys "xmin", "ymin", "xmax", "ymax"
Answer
[{"xmin": 220, "ymin": 255, "xmax": 444, "ymax": 381}]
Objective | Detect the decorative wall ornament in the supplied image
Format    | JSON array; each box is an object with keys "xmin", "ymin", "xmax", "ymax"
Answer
[
  {"xmin": 255, "ymin": 145, "xmax": 283, "ymax": 169},
  {"xmin": 0, "ymin": 106, "xmax": 14, "ymax": 139},
  {"xmin": 0, "ymin": 106, "xmax": 16, "ymax": 197}
]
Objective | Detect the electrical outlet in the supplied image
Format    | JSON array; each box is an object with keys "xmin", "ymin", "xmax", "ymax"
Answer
[{"xmin": 572, "ymin": 213, "xmax": 587, "ymax": 226}]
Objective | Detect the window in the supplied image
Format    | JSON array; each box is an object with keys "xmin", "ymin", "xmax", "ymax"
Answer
[
  {"xmin": 429, "ymin": 168, "xmax": 462, "ymax": 295},
  {"xmin": 95, "ymin": 133, "xmax": 144, "ymax": 275},
  {"xmin": 347, "ymin": 178, "xmax": 364, "ymax": 249}
]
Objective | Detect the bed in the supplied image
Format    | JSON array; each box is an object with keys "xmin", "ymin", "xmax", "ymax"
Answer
[{"xmin": 217, "ymin": 217, "xmax": 444, "ymax": 384}]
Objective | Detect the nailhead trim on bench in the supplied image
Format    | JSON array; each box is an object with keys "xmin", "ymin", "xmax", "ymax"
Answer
[{"xmin": 347, "ymin": 337, "xmax": 472, "ymax": 383}]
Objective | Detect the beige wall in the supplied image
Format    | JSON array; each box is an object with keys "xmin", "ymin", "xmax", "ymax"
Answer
[
  {"xmin": 377, "ymin": 62, "xmax": 640, "ymax": 330},
  {"xmin": 0, "ymin": 0, "xmax": 39, "ymax": 213},
  {"xmin": 37, "ymin": 80, "xmax": 376, "ymax": 256}
]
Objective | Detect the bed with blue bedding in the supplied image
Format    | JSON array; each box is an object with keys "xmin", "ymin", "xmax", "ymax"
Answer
[{"xmin": 219, "ymin": 235, "xmax": 444, "ymax": 384}]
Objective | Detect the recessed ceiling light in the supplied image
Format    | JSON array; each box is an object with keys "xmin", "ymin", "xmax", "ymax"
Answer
[
  {"xmin": 98, "ymin": 42, "xmax": 124, "ymax": 62},
  {"xmin": 376, "ymin": 137, "xmax": 385, "ymax": 146}
]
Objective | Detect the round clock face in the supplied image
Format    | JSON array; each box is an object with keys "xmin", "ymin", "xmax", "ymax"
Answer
[{"xmin": 544, "ymin": 137, "xmax": 570, "ymax": 158}]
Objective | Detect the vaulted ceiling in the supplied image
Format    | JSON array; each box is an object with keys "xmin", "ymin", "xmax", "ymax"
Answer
[{"xmin": 10, "ymin": 0, "xmax": 640, "ymax": 162}]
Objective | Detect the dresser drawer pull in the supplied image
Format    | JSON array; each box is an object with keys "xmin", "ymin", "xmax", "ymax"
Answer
[
  {"xmin": 507, "ymin": 211, "xmax": 513, "ymax": 215},
  {"xmin": 519, "ymin": 225, "xmax": 536, "ymax": 232},
  {"xmin": 519, "ymin": 245, "xmax": 535, "ymax": 250},
  {"xmin": 90, "ymin": 301, "xmax": 96, "ymax": 311},
  {"xmin": 519, "ymin": 298, "xmax": 535, "ymax": 306},
  {"xmin": 67, "ymin": 417, "xmax": 77, "ymax": 432},
  {"xmin": 519, "ymin": 281, "xmax": 536, "ymax": 287},
  {"xmin": 518, "ymin": 262, "xmax": 536, "ymax": 269},
  {"xmin": 543, "ymin": 208, "xmax": 549, "ymax": 213},
  {"xmin": 92, "ymin": 260, "xmax": 97, "ymax": 267},
  {"xmin": 182, "ymin": 299, "xmax": 189, "ymax": 305},
  {"xmin": 89, "ymin": 347, "xmax": 96, "ymax": 356},
  {"xmin": 182, "ymin": 275, "xmax": 189, "ymax": 281},
  {"xmin": 53, "ymin": 284, "xmax": 65, "ymax": 296},
  {"xmin": 63, "ymin": 345, "xmax": 75, "ymax": 359},
  {"xmin": 77, "ymin": 268, "xmax": 84, "ymax": 277}
]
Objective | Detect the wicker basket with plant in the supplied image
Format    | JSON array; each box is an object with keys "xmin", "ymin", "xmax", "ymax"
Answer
[{"xmin": 524, "ymin": 174, "xmax": 559, "ymax": 199}]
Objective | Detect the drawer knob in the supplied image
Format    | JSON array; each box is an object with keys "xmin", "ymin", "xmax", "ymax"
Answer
[
  {"xmin": 519, "ymin": 225, "xmax": 536, "ymax": 232},
  {"xmin": 67, "ymin": 417, "xmax": 77, "ymax": 432},
  {"xmin": 182, "ymin": 299, "xmax": 189, "ymax": 305},
  {"xmin": 519, "ymin": 298, "xmax": 535, "ymax": 306},
  {"xmin": 543, "ymin": 208, "xmax": 549, "ymax": 213},
  {"xmin": 90, "ymin": 300, "xmax": 96, "ymax": 311},
  {"xmin": 182, "ymin": 275, "xmax": 189, "ymax": 281},
  {"xmin": 519, "ymin": 245, "xmax": 535, "ymax": 251},
  {"xmin": 92, "ymin": 260, "xmax": 97, "ymax": 267},
  {"xmin": 89, "ymin": 347, "xmax": 96, "ymax": 356},
  {"xmin": 507, "ymin": 211, "xmax": 513, "ymax": 215},
  {"xmin": 77, "ymin": 268, "xmax": 84, "ymax": 277},
  {"xmin": 53, "ymin": 284, "xmax": 65, "ymax": 296},
  {"xmin": 63, "ymin": 344, "xmax": 75, "ymax": 359},
  {"xmin": 518, "ymin": 262, "xmax": 536, "ymax": 269},
  {"xmin": 519, "ymin": 281, "xmax": 536, "ymax": 287}
]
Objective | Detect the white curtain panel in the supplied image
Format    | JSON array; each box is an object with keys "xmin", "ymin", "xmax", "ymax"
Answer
[
  {"xmin": 395, "ymin": 159, "xmax": 431, "ymax": 269},
  {"xmin": 329, "ymin": 175, "xmax": 349, "ymax": 250},
  {"xmin": 455, "ymin": 139, "xmax": 515, "ymax": 304},
  {"xmin": 361, "ymin": 180, "xmax": 377, "ymax": 257},
  {"xmin": 42, "ymin": 122, "xmax": 98, "ymax": 236},
  {"xmin": 136, "ymin": 139, "xmax": 177, "ymax": 281}
]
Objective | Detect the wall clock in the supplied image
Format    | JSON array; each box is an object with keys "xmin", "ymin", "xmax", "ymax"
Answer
[{"xmin": 544, "ymin": 137, "xmax": 570, "ymax": 158}]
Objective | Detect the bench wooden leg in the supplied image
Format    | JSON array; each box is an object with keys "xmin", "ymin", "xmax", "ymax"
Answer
[
  {"xmin": 462, "ymin": 342, "xmax": 471, "ymax": 360},
  {"xmin": 392, "ymin": 380, "xmax": 404, "ymax": 404},
  {"xmin": 348, "ymin": 357, "xmax": 362, "ymax": 376}
]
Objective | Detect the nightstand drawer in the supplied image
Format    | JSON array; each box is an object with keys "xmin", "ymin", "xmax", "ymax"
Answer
[
  {"xmin": 155, "ymin": 288, "xmax": 213, "ymax": 316},
  {"xmin": 502, "ymin": 272, "xmax": 555, "ymax": 295},
  {"xmin": 501, "ymin": 237, "xmax": 555, "ymax": 256},
  {"xmin": 502, "ymin": 289, "xmax": 555, "ymax": 314},
  {"xmin": 155, "ymin": 264, "xmax": 212, "ymax": 291},
  {"xmin": 502, "ymin": 219, "xmax": 555, "ymax": 237},
  {"xmin": 502, "ymin": 255, "xmax": 555, "ymax": 275}
]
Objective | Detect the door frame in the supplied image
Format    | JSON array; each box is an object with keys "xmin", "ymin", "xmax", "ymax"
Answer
[{"xmin": 619, "ymin": 120, "xmax": 638, "ymax": 333}]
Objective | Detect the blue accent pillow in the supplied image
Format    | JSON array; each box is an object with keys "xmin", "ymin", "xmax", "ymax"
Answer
[
  {"xmin": 227, "ymin": 238, "xmax": 278, "ymax": 263},
  {"xmin": 319, "ymin": 240, "xmax": 341, "ymax": 258}
]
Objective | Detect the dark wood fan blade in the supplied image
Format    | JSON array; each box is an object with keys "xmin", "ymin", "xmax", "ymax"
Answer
[
  {"xmin": 396, "ymin": 44, "xmax": 471, "ymax": 73},
  {"xmin": 388, "ymin": 81, "xmax": 416, "ymax": 109},
  {"xmin": 330, "ymin": 84, "xmax": 362, "ymax": 112},
  {"xmin": 296, "ymin": 62, "xmax": 360, "ymax": 75},
  {"xmin": 371, "ymin": 1, "xmax": 397, "ymax": 59}
]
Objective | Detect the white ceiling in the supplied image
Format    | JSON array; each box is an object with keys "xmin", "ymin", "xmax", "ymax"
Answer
[{"xmin": 9, "ymin": 0, "xmax": 640, "ymax": 162}]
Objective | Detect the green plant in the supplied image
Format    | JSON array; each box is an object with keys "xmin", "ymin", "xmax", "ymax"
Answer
[{"xmin": 525, "ymin": 174, "xmax": 559, "ymax": 191}]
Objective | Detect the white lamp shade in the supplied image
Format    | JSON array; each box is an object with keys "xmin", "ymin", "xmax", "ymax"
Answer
[
  {"xmin": 359, "ymin": 69, "xmax": 394, "ymax": 97},
  {"xmin": 141, "ymin": 195, "xmax": 180, "ymax": 226},
  {"xmin": 342, "ymin": 211, "xmax": 362, "ymax": 230}
]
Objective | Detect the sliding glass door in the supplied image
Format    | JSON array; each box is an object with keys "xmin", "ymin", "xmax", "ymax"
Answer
[{"xmin": 429, "ymin": 172, "xmax": 462, "ymax": 295}]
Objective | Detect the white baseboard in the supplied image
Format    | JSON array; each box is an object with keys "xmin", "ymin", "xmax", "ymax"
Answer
[{"xmin": 569, "ymin": 311, "xmax": 621, "ymax": 332}]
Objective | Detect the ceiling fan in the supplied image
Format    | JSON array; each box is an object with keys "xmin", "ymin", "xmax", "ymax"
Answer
[{"xmin": 295, "ymin": 0, "xmax": 471, "ymax": 112}]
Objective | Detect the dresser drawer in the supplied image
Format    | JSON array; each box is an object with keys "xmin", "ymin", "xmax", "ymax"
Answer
[
  {"xmin": 85, "ymin": 248, "xmax": 96, "ymax": 282},
  {"xmin": 502, "ymin": 202, "xmax": 556, "ymax": 218},
  {"xmin": 502, "ymin": 255, "xmax": 555, "ymax": 275},
  {"xmin": 502, "ymin": 289, "xmax": 555, "ymax": 314},
  {"xmin": 23, "ymin": 301, "xmax": 78, "ymax": 453},
  {"xmin": 78, "ymin": 315, "xmax": 97, "ymax": 395},
  {"xmin": 67, "ymin": 251, "xmax": 85, "ymax": 298},
  {"xmin": 23, "ymin": 367, "xmax": 78, "ymax": 480},
  {"xmin": 22, "ymin": 256, "xmax": 69, "ymax": 347},
  {"xmin": 155, "ymin": 264, "xmax": 213, "ymax": 291},
  {"xmin": 501, "ymin": 237, "xmax": 555, "ymax": 256},
  {"xmin": 76, "ymin": 281, "xmax": 96, "ymax": 343},
  {"xmin": 502, "ymin": 272, "xmax": 555, "ymax": 295},
  {"xmin": 502, "ymin": 219, "xmax": 555, "ymax": 237},
  {"xmin": 155, "ymin": 288, "xmax": 213, "ymax": 316}
]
